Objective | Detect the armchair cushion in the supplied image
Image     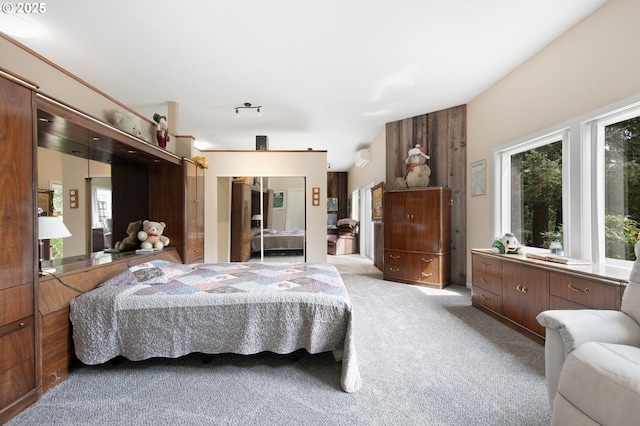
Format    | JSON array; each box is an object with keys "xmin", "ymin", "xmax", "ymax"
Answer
[{"xmin": 553, "ymin": 342, "xmax": 640, "ymax": 426}]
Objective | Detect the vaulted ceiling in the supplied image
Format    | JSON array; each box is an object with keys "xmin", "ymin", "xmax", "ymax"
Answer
[{"xmin": 1, "ymin": 0, "xmax": 606, "ymax": 170}]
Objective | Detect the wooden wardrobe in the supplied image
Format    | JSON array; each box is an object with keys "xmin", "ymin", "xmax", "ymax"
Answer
[{"xmin": 383, "ymin": 187, "xmax": 452, "ymax": 289}]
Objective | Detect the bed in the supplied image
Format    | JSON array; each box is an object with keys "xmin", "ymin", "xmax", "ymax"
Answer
[
  {"xmin": 251, "ymin": 229, "xmax": 305, "ymax": 253},
  {"xmin": 69, "ymin": 260, "xmax": 362, "ymax": 393}
]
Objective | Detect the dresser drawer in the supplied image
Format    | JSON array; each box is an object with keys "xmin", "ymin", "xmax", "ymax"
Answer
[
  {"xmin": 0, "ymin": 317, "xmax": 34, "ymax": 373},
  {"xmin": 472, "ymin": 270, "xmax": 502, "ymax": 295},
  {"xmin": 384, "ymin": 250, "xmax": 405, "ymax": 266},
  {"xmin": 0, "ymin": 319, "xmax": 35, "ymax": 408},
  {"xmin": 472, "ymin": 254, "xmax": 502, "ymax": 279},
  {"xmin": 413, "ymin": 253, "xmax": 449, "ymax": 285},
  {"xmin": 472, "ymin": 286, "xmax": 502, "ymax": 314},
  {"xmin": 0, "ymin": 284, "xmax": 33, "ymax": 326},
  {"xmin": 549, "ymin": 272, "xmax": 622, "ymax": 310}
]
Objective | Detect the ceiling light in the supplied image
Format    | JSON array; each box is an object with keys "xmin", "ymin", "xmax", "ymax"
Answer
[{"xmin": 234, "ymin": 102, "xmax": 262, "ymax": 117}]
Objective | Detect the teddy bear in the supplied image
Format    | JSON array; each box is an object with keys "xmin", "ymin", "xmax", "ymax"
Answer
[
  {"xmin": 113, "ymin": 111, "xmax": 144, "ymax": 139},
  {"xmin": 137, "ymin": 220, "xmax": 170, "ymax": 249},
  {"xmin": 113, "ymin": 220, "xmax": 144, "ymax": 251},
  {"xmin": 395, "ymin": 144, "xmax": 431, "ymax": 189},
  {"xmin": 153, "ymin": 113, "xmax": 170, "ymax": 149},
  {"xmin": 491, "ymin": 232, "xmax": 523, "ymax": 254},
  {"xmin": 191, "ymin": 155, "xmax": 209, "ymax": 169}
]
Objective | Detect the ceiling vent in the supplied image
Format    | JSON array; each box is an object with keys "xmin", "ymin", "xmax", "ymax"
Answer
[{"xmin": 354, "ymin": 149, "xmax": 371, "ymax": 168}]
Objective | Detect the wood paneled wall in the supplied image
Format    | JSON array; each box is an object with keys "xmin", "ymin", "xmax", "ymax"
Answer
[
  {"xmin": 383, "ymin": 104, "xmax": 467, "ymax": 285},
  {"xmin": 327, "ymin": 172, "xmax": 348, "ymax": 220}
]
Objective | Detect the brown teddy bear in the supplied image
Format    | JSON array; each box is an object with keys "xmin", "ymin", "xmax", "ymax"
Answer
[
  {"xmin": 137, "ymin": 220, "xmax": 170, "ymax": 249},
  {"xmin": 395, "ymin": 144, "xmax": 431, "ymax": 189},
  {"xmin": 113, "ymin": 220, "xmax": 144, "ymax": 251}
]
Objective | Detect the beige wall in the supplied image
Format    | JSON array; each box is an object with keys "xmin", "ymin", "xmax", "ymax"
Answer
[
  {"xmin": 466, "ymin": 0, "xmax": 640, "ymax": 283},
  {"xmin": 347, "ymin": 126, "xmax": 387, "ymax": 194},
  {"xmin": 1, "ymin": 36, "xmax": 161, "ymax": 151},
  {"xmin": 201, "ymin": 151, "xmax": 328, "ymax": 263}
]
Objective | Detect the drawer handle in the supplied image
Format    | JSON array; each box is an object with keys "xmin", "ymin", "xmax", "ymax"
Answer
[
  {"xmin": 19, "ymin": 322, "xmax": 25, "ymax": 327},
  {"xmin": 568, "ymin": 283, "xmax": 589, "ymax": 294},
  {"xmin": 516, "ymin": 285, "xmax": 528, "ymax": 294},
  {"xmin": 421, "ymin": 258, "xmax": 433, "ymax": 263},
  {"xmin": 481, "ymin": 277, "xmax": 491, "ymax": 284},
  {"xmin": 481, "ymin": 294, "xmax": 491, "ymax": 301},
  {"xmin": 389, "ymin": 254, "xmax": 400, "ymax": 259},
  {"xmin": 406, "ymin": 214, "xmax": 414, "ymax": 219},
  {"xmin": 421, "ymin": 272, "xmax": 433, "ymax": 277},
  {"xmin": 389, "ymin": 267, "xmax": 400, "ymax": 272},
  {"xmin": 481, "ymin": 261, "xmax": 491, "ymax": 267}
]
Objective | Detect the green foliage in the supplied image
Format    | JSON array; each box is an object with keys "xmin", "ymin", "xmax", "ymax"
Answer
[
  {"xmin": 511, "ymin": 141, "xmax": 563, "ymax": 248},
  {"xmin": 51, "ymin": 238, "xmax": 63, "ymax": 259},
  {"xmin": 605, "ymin": 214, "xmax": 639, "ymax": 261}
]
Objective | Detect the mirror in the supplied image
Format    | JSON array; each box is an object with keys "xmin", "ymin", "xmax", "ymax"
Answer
[
  {"xmin": 224, "ymin": 176, "xmax": 306, "ymax": 263},
  {"xmin": 37, "ymin": 146, "xmax": 112, "ymax": 260}
]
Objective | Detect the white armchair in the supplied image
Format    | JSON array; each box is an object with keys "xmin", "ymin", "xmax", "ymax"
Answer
[{"xmin": 537, "ymin": 243, "xmax": 640, "ymax": 425}]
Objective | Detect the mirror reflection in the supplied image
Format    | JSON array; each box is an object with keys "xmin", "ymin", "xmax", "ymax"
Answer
[
  {"xmin": 226, "ymin": 176, "xmax": 306, "ymax": 263},
  {"xmin": 37, "ymin": 147, "xmax": 112, "ymax": 261}
]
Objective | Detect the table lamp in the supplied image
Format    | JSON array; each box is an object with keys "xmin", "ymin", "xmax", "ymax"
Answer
[
  {"xmin": 39, "ymin": 216, "xmax": 71, "ymax": 274},
  {"xmin": 251, "ymin": 214, "xmax": 262, "ymax": 228}
]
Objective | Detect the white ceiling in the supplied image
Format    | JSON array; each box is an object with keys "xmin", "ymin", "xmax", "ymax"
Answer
[{"xmin": 2, "ymin": 0, "xmax": 606, "ymax": 171}]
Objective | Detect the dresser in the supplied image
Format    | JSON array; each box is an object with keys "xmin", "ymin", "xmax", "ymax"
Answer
[
  {"xmin": 383, "ymin": 187, "xmax": 451, "ymax": 289},
  {"xmin": 0, "ymin": 74, "xmax": 39, "ymax": 424},
  {"xmin": 471, "ymin": 249, "xmax": 627, "ymax": 343}
]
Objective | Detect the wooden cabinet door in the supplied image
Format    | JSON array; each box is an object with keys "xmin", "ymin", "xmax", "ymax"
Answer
[
  {"xmin": 0, "ymin": 77, "xmax": 34, "ymax": 292},
  {"xmin": 230, "ymin": 183, "xmax": 251, "ymax": 261},
  {"xmin": 383, "ymin": 191, "xmax": 409, "ymax": 251},
  {"xmin": 502, "ymin": 262, "xmax": 548, "ymax": 336}
]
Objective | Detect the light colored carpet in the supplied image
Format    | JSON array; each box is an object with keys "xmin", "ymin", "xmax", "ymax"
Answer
[{"xmin": 8, "ymin": 257, "xmax": 551, "ymax": 425}]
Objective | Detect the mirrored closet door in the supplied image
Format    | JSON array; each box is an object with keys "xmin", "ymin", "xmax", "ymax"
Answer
[{"xmin": 226, "ymin": 176, "xmax": 306, "ymax": 263}]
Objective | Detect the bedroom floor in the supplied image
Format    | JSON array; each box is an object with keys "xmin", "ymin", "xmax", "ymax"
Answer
[{"xmin": 247, "ymin": 252, "xmax": 381, "ymax": 275}]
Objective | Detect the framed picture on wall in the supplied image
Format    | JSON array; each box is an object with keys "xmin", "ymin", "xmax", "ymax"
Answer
[
  {"xmin": 371, "ymin": 182, "xmax": 383, "ymax": 222},
  {"xmin": 273, "ymin": 191, "xmax": 285, "ymax": 209},
  {"xmin": 327, "ymin": 197, "xmax": 338, "ymax": 212}
]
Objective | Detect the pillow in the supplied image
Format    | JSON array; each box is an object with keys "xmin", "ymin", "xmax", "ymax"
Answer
[
  {"xmin": 99, "ymin": 260, "xmax": 194, "ymax": 287},
  {"xmin": 622, "ymin": 241, "xmax": 640, "ymax": 324},
  {"xmin": 337, "ymin": 218, "xmax": 357, "ymax": 228}
]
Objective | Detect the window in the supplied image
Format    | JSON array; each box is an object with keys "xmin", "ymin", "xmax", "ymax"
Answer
[
  {"xmin": 510, "ymin": 141, "xmax": 563, "ymax": 248},
  {"xmin": 494, "ymin": 131, "xmax": 567, "ymax": 251},
  {"xmin": 494, "ymin": 95, "xmax": 640, "ymax": 267},
  {"xmin": 592, "ymin": 109, "xmax": 640, "ymax": 263}
]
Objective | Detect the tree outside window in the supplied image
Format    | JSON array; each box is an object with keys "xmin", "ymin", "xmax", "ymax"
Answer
[
  {"xmin": 604, "ymin": 117, "xmax": 640, "ymax": 261},
  {"xmin": 510, "ymin": 141, "xmax": 563, "ymax": 249}
]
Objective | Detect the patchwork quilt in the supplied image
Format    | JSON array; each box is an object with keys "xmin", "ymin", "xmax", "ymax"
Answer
[{"xmin": 69, "ymin": 261, "xmax": 362, "ymax": 393}]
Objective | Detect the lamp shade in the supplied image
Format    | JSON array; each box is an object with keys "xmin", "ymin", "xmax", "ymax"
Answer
[
  {"xmin": 38, "ymin": 216, "xmax": 72, "ymax": 239},
  {"xmin": 251, "ymin": 214, "xmax": 262, "ymax": 221}
]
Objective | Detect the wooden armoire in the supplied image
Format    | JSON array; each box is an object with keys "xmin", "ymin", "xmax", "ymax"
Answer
[{"xmin": 383, "ymin": 187, "xmax": 452, "ymax": 289}]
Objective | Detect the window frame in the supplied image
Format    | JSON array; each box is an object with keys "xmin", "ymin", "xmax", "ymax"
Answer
[{"xmin": 492, "ymin": 92, "xmax": 640, "ymax": 268}]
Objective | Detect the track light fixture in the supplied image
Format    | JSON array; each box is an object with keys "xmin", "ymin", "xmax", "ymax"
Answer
[{"xmin": 235, "ymin": 102, "xmax": 261, "ymax": 117}]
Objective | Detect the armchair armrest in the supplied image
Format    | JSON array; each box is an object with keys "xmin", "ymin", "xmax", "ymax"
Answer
[
  {"xmin": 536, "ymin": 309, "xmax": 640, "ymax": 407},
  {"xmin": 537, "ymin": 309, "xmax": 640, "ymax": 354}
]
